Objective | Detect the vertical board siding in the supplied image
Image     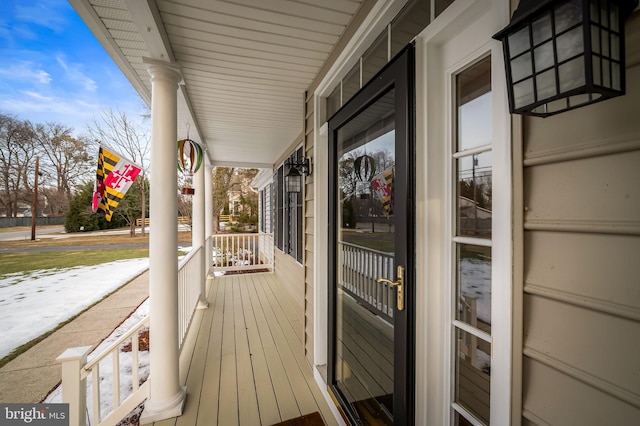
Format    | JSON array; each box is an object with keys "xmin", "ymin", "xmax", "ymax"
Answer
[{"xmin": 520, "ymin": 12, "xmax": 640, "ymax": 424}]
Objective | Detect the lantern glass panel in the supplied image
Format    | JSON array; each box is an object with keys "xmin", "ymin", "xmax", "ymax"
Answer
[
  {"xmin": 534, "ymin": 41, "xmax": 555, "ymax": 72},
  {"xmin": 610, "ymin": 4, "xmax": 619, "ymax": 32},
  {"xmin": 569, "ymin": 93, "xmax": 592, "ymax": 107},
  {"xmin": 603, "ymin": 58, "xmax": 611, "ymax": 87},
  {"xmin": 513, "ymin": 78, "xmax": 535, "ymax": 109},
  {"xmin": 511, "ymin": 52, "xmax": 533, "ymax": 82},
  {"xmin": 590, "ymin": 1, "xmax": 600, "ymax": 24},
  {"xmin": 591, "ymin": 25, "xmax": 601, "ymax": 53},
  {"xmin": 611, "ymin": 34, "xmax": 620, "ymax": 60},
  {"xmin": 532, "ymin": 13, "xmax": 553, "ymax": 45},
  {"xmin": 536, "ymin": 68, "xmax": 557, "ymax": 100},
  {"xmin": 593, "ymin": 55, "xmax": 602, "ymax": 85},
  {"xmin": 286, "ymin": 174, "xmax": 302, "ymax": 193},
  {"xmin": 601, "ymin": 29, "xmax": 610, "ymax": 57},
  {"xmin": 556, "ymin": 27, "xmax": 584, "ymax": 62},
  {"xmin": 555, "ymin": 0, "xmax": 583, "ymax": 34},
  {"xmin": 558, "ymin": 56, "xmax": 586, "ymax": 92},
  {"xmin": 531, "ymin": 98, "xmax": 566, "ymax": 115},
  {"xmin": 508, "ymin": 26, "xmax": 530, "ymax": 58},
  {"xmin": 612, "ymin": 62, "xmax": 621, "ymax": 90}
]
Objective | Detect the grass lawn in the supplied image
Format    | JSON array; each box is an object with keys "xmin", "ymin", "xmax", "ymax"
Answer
[
  {"xmin": 340, "ymin": 229, "xmax": 394, "ymax": 253},
  {"xmin": 0, "ymin": 230, "xmax": 192, "ymax": 276}
]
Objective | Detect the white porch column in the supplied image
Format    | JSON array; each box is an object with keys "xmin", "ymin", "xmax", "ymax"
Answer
[
  {"xmin": 204, "ymin": 163, "xmax": 214, "ymax": 275},
  {"xmin": 140, "ymin": 61, "xmax": 185, "ymax": 424},
  {"xmin": 192, "ymin": 160, "xmax": 207, "ymax": 308}
]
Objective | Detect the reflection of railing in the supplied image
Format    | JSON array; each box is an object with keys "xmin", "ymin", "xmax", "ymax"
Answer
[
  {"xmin": 339, "ymin": 242, "xmax": 395, "ymax": 322},
  {"xmin": 212, "ymin": 233, "xmax": 274, "ymax": 272}
]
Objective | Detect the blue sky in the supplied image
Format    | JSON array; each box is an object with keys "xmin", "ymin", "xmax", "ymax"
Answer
[{"xmin": 0, "ymin": 0, "xmax": 147, "ymax": 135}]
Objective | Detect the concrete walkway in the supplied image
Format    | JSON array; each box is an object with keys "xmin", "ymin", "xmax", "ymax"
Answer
[{"xmin": 0, "ymin": 270, "xmax": 149, "ymax": 403}]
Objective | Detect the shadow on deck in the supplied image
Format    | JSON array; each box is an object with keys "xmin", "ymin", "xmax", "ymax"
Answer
[{"xmin": 153, "ymin": 272, "xmax": 338, "ymax": 426}]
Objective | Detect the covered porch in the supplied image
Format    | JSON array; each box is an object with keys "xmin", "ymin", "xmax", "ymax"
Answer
[{"xmin": 153, "ymin": 272, "xmax": 337, "ymax": 426}]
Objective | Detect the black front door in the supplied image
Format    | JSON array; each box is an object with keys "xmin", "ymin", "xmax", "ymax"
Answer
[{"xmin": 328, "ymin": 45, "xmax": 415, "ymax": 425}]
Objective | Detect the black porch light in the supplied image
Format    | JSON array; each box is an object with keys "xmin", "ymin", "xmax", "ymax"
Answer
[
  {"xmin": 493, "ymin": 0, "xmax": 638, "ymax": 117},
  {"xmin": 285, "ymin": 157, "xmax": 311, "ymax": 193}
]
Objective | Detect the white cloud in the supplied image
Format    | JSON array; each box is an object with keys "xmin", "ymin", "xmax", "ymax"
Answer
[
  {"xmin": 14, "ymin": 0, "xmax": 68, "ymax": 33},
  {"xmin": 0, "ymin": 62, "xmax": 52, "ymax": 85},
  {"xmin": 56, "ymin": 55, "xmax": 98, "ymax": 92}
]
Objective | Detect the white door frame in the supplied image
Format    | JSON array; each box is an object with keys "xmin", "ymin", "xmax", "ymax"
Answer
[{"xmin": 415, "ymin": 0, "xmax": 513, "ymax": 424}]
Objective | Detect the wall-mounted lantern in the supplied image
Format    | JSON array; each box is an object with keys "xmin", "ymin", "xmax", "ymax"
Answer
[
  {"xmin": 285, "ymin": 157, "xmax": 311, "ymax": 193},
  {"xmin": 493, "ymin": 0, "xmax": 638, "ymax": 117}
]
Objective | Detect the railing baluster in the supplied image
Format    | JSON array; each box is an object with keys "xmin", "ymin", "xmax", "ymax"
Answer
[
  {"xmin": 132, "ymin": 332, "xmax": 139, "ymax": 392},
  {"xmin": 113, "ymin": 350, "xmax": 120, "ymax": 409},
  {"xmin": 211, "ymin": 233, "xmax": 274, "ymax": 273},
  {"xmin": 92, "ymin": 365, "xmax": 100, "ymax": 424}
]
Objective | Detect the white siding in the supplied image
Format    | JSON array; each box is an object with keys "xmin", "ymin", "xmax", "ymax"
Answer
[{"xmin": 520, "ymin": 11, "xmax": 640, "ymax": 424}]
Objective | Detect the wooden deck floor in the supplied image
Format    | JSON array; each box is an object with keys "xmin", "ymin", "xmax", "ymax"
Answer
[{"xmin": 153, "ymin": 273, "xmax": 339, "ymax": 426}]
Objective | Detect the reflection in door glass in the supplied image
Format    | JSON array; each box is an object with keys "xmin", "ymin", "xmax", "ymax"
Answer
[
  {"xmin": 336, "ymin": 89, "xmax": 395, "ymax": 424},
  {"xmin": 457, "ymin": 151, "xmax": 492, "ymax": 238},
  {"xmin": 453, "ymin": 56, "xmax": 492, "ymax": 425}
]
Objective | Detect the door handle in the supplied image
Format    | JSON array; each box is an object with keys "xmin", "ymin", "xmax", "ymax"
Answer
[{"xmin": 377, "ymin": 265, "xmax": 404, "ymax": 311}]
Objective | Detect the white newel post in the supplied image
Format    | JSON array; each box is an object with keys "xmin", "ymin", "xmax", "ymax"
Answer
[
  {"xmin": 140, "ymin": 60, "xmax": 185, "ymax": 424},
  {"xmin": 192, "ymin": 160, "xmax": 208, "ymax": 308},
  {"xmin": 57, "ymin": 346, "xmax": 92, "ymax": 426},
  {"xmin": 204, "ymin": 163, "xmax": 213, "ymax": 277}
]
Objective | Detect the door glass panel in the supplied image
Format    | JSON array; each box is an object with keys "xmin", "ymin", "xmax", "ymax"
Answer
[
  {"xmin": 453, "ymin": 56, "xmax": 492, "ymax": 425},
  {"xmin": 343, "ymin": 62, "xmax": 361, "ymax": 106},
  {"xmin": 456, "ymin": 244, "xmax": 492, "ymax": 332},
  {"xmin": 456, "ymin": 151, "xmax": 492, "ymax": 238},
  {"xmin": 363, "ymin": 29, "xmax": 388, "ymax": 87},
  {"xmin": 336, "ymin": 89, "xmax": 396, "ymax": 424},
  {"xmin": 457, "ymin": 60, "xmax": 491, "ymax": 151},
  {"xmin": 455, "ymin": 327, "xmax": 491, "ymax": 424}
]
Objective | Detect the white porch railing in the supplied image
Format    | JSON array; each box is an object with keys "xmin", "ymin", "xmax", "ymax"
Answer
[
  {"xmin": 57, "ymin": 317, "xmax": 150, "ymax": 426},
  {"xmin": 340, "ymin": 242, "xmax": 395, "ymax": 322},
  {"xmin": 58, "ymin": 244, "xmax": 205, "ymax": 426},
  {"xmin": 212, "ymin": 233, "xmax": 274, "ymax": 272},
  {"xmin": 178, "ymin": 245, "xmax": 203, "ymax": 349}
]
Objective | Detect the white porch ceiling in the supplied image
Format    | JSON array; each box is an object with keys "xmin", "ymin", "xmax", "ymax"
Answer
[{"xmin": 70, "ymin": 0, "xmax": 365, "ymax": 167}]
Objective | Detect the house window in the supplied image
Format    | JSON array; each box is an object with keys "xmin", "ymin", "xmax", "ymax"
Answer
[
  {"xmin": 274, "ymin": 148, "xmax": 304, "ymax": 262},
  {"xmin": 259, "ymin": 184, "xmax": 272, "ymax": 234},
  {"xmin": 326, "ymin": 0, "xmax": 459, "ymax": 119},
  {"xmin": 275, "ymin": 166, "xmax": 284, "ymax": 250},
  {"xmin": 451, "ymin": 56, "xmax": 493, "ymax": 425}
]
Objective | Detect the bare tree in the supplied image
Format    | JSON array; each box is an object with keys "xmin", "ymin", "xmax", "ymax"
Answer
[
  {"xmin": 31, "ymin": 122, "xmax": 92, "ymax": 215},
  {"xmin": 212, "ymin": 167, "xmax": 234, "ymax": 233},
  {"xmin": 87, "ymin": 108, "xmax": 150, "ymax": 236},
  {"xmin": 0, "ymin": 115, "xmax": 37, "ymax": 217}
]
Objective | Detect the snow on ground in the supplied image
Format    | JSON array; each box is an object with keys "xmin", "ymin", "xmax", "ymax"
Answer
[
  {"xmin": 44, "ymin": 300, "xmax": 150, "ymax": 424},
  {"xmin": 0, "ymin": 258, "xmax": 149, "ymax": 359},
  {"xmin": 459, "ymin": 257, "xmax": 491, "ymax": 324}
]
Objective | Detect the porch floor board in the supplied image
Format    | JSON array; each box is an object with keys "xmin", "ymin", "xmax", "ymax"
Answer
[{"xmin": 153, "ymin": 273, "xmax": 337, "ymax": 426}]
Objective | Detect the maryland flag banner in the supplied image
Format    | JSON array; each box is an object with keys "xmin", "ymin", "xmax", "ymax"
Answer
[
  {"xmin": 92, "ymin": 146, "xmax": 142, "ymax": 221},
  {"xmin": 371, "ymin": 167, "xmax": 394, "ymax": 218}
]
